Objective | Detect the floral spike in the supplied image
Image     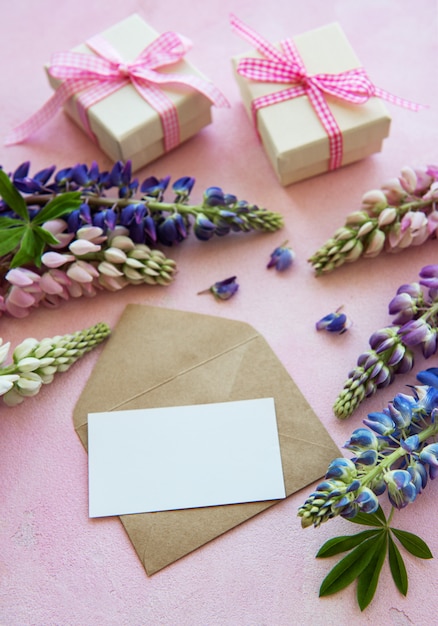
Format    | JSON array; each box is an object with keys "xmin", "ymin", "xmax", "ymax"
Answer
[
  {"xmin": 299, "ymin": 367, "xmax": 438, "ymax": 528},
  {"xmin": 308, "ymin": 165, "xmax": 438, "ymax": 275},
  {"xmin": 0, "ymin": 322, "xmax": 111, "ymax": 405},
  {"xmin": 334, "ymin": 264, "xmax": 438, "ymax": 419}
]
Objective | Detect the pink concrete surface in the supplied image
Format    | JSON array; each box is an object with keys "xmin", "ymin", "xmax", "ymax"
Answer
[{"xmin": 1, "ymin": 0, "xmax": 438, "ymax": 623}]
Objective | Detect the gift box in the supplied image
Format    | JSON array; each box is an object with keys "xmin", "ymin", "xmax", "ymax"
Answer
[
  {"xmin": 45, "ymin": 14, "xmax": 221, "ymax": 170},
  {"xmin": 232, "ymin": 22, "xmax": 392, "ymax": 186}
]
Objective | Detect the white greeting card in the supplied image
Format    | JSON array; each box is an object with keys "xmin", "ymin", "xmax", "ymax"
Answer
[{"xmin": 88, "ymin": 397, "xmax": 285, "ymax": 517}]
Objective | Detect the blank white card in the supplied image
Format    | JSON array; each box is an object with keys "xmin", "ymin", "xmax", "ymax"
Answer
[{"xmin": 87, "ymin": 397, "xmax": 286, "ymax": 517}]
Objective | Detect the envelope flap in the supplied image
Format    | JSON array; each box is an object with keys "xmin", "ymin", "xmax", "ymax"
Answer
[{"xmin": 73, "ymin": 304, "xmax": 259, "ymax": 444}]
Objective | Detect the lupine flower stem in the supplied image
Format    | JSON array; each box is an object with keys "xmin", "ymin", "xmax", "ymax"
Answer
[{"xmin": 309, "ymin": 165, "xmax": 438, "ymax": 275}]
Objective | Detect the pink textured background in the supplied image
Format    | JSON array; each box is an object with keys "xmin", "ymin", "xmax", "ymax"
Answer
[{"xmin": 1, "ymin": 0, "xmax": 438, "ymax": 624}]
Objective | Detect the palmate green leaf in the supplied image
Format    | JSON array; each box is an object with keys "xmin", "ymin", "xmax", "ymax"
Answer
[
  {"xmin": 316, "ymin": 529, "xmax": 380, "ymax": 558},
  {"xmin": 391, "ymin": 528, "xmax": 433, "ymax": 559},
  {"xmin": 33, "ymin": 225, "xmax": 61, "ymax": 246},
  {"xmin": 319, "ymin": 534, "xmax": 384, "ymax": 597},
  {"xmin": 388, "ymin": 534, "xmax": 408, "ymax": 596},
  {"xmin": 347, "ymin": 505, "xmax": 386, "ymax": 527},
  {"xmin": 9, "ymin": 226, "xmax": 45, "ymax": 268},
  {"xmin": 0, "ymin": 169, "xmax": 28, "ymax": 220},
  {"xmin": 0, "ymin": 216, "xmax": 24, "ymax": 228},
  {"xmin": 357, "ymin": 531, "xmax": 388, "ymax": 611},
  {"xmin": 31, "ymin": 191, "xmax": 82, "ymax": 224},
  {"xmin": 0, "ymin": 227, "xmax": 25, "ymax": 256}
]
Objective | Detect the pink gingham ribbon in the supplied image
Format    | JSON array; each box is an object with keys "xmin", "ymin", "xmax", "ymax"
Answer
[
  {"xmin": 5, "ymin": 31, "xmax": 229, "ymax": 151},
  {"xmin": 230, "ymin": 14, "xmax": 424, "ymax": 170}
]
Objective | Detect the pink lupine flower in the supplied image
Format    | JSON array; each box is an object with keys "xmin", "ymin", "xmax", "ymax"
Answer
[
  {"xmin": 42, "ymin": 219, "xmax": 75, "ymax": 249},
  {"xmin": 381, "ymin": 177, "xmax": 407, "ymax": 205},
  {"xmin": 41, "ymin": 251, "xmax": 75, "ymax": 268},
  {"xmin": 6, "ymin": 268, "xmax": 41, "ymax": 287},
  {"xmin": 69, "ymin": 239, "xmax": 101, "ymax": 255},
  {"xmin": 66, "ymin": 260, "xmax": 99, "ymax": 283},
  {"xmin": 76, "ymin": 225, "xmax": 107, "ymax": 244}
]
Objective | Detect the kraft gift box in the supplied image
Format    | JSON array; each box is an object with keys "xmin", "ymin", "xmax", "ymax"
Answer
[
  {"xmin": 46, "ymin": 14, "xmax": 217, "ymax": 170},
  {"xmin": 232, "ymin": 22, "xmax": 392, "ymax": 186}
]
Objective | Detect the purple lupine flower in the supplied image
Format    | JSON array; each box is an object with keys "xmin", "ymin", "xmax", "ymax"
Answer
[
  {"xmin": 173, "ymin": 176, "xmax": 195, "ymax": 201},
  {"xmin": 419, "ymin": 264, "xmax": 438, "ymax": 290},
  {"xmin": 194, "ymin": 213, "xmax": 216, "ymax": 241},
  {"xmin": 267, "ymin": 241, "xmax": 295, "ymax": 271},
  {"xmin": 198, "ymin": 276, "xmax": 239, "ymax": 301},
  {"xmin": 141, "ymin": 175, "xmax": 171, "ymax": 198},
  {"xmin": 316, "ymin": 308, "xmax": 351, "ymax": 334},
  {"xmin": 204, "ymin": 186, "xmax": 226, "ymax": 206}
]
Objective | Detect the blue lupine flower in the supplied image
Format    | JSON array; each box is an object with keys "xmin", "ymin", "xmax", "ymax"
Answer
[
  {"xmin": 173, "ymin": 176, "xmax": 195, "ymax": 201},
  {"xmin": 353, "ymin": 449, "xmax": 379, "ymax": 466},
  {"xmin": 416, "ymin": 367, "xmax": 438, "ymax": 388},
  {"xmin": 141, "ymin": 175, "xmax": 171, "ymax": 199},
  {"xmin": 13, "ymin": 162, "xmax": 56, "ymax": 194},
  {"xmin": 419, "ymin": 442, "xmax": 438, "ymax": 467},
  {"xmin": 408, "ymin": 462, "xmax": 428, "ymax": 493},
  {"xmin": 267, "ymin": 241, "xmax": 295, "ymax": 271},
  {"xmin": 363, "ymin": 411, "xmax": 396, "ymax": 436},
  {"xmin": 198, "ymin": 276, "xmax": 239, "ymax": 301},
  {"xmin": 316, "ymin": 308, "xmax": 351, "ymax": 334},
  {"xmin": 384, "ymin": 469, "xmax": 417, "ymax": 508},
  {"xmin": 204, "ymin": 186, "xmax": 226, "ymax": 206},
  {"xmin": 344, "ymin": 428, "xmax": 378, "ymax": 451},
  {"xmin": 355, "ymin": 487, "xmax": 379, "ymax": 513},
  {"xmin": 325, "ymin": 458, "xmax": 357, "ymax": 482},
  {"xmin": 194, "ymin": 213, "xmax": 216, "ymax": 241},
  {"xmin": 156, "ymin": 213, "xmax": 188, "ymax": 245},
  {"xmin": 401, "ymin": 434, "xmax": 420, "ymax": 453}
]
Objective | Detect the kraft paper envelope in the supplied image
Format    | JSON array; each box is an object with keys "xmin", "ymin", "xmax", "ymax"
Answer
[{"xmin": 73, "ymin": 304, "xmax": 339, "ymax": 575}]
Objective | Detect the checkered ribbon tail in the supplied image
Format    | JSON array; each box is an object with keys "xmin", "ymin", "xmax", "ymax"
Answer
[
  {"xmin": 230, "ymin": 14, "xmax": 425, "ymax": 171},
  {"xmin": 5, "ymin": 31, "xmax": 229, "ymax": 150}
]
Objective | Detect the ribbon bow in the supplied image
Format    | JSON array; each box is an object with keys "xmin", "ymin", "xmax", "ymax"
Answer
[
  {"xmin": 230, "ymin": 14, "xmax": 423, "ymax": 171},
  {"xmin": 6, "ymin": 31, "xmax": 229, "ymax": 150}
]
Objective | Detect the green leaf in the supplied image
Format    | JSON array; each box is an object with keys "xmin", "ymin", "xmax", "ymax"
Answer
[
  {"xmin": 388, "ymin": 534, "xmax": 408, "ymax": 596},
  {"xmin": 0, "ymin": 227, "xmax": 25, "ymax": 256},
  {"xmin": 357, "ymin": 531, "xmax": 388, "ymax": 611},
  {"xmin": 391, "ymin": 528, "xmax": 433, "ymax": 559},
  {"xmin": 319, "ymin": 535, "xmax": 382, "ymax": 597},
  {"xmin": 348, "ymin": 507, "xmax": 386, "ymax": 528},
  {"xmin": 32, "ymin": 191, "xmax": 82, "ymax": 224},
  {"xmin": 316, "ymin": 529, "xmax": 380, "ymax": 558},
  {"xmin": 9, "ymin": 226, "xmax": 44, "ymax": 268},
  {"xmin": 33, "ymin": 225, "xmax": 60, "ymax": 246},
  {"xmin": 0, "ymin": 169, "xmax": 29, "ymax": 220},
  {"xmin": 0, "ymin": 216, "xmax": 25, "ymax": 228}
]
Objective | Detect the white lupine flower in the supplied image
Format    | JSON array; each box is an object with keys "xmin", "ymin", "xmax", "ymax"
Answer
[
  {"xmin": 16, "ymin": 357, "xmax": 42, "ymax": 372},
  {"xmin": 0, "ymin": 374, "xmax": 20, "ymax": 395},
  {"xmin": 0, "ymin": 341, "xmax": 10, "ymax": 365},
  {"xmin": 0, "ymin": 323, "xmax": 110, "ymax": 405},
  {"xmin": 13, "ymin": 338, "xmax": 39, "ymax": 362}
]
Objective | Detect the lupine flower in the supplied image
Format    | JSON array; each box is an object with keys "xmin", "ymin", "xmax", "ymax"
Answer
[
  {"xmin": 267, "ymin": 240, "xmax": 295, "ymax": 271},
  {"xmin": 334, "ymin": 264, "xmax": 438, "ymax": 419},
  {"xmin": 308, "ymin": 164, "xmax": 438, "ymax": 275},
  {"xmin": 198, "ymin": 276, "xmax": 239, "ymax": 301},
  {"xmin": 0, "ymin": 228, "xmax": 177, "ymax": 318},
  {"xmin": 0, "ymin": 323, "xmax": 110, "ymax": 406},
  {"xmin": 0, "ymin": 160, "xmax": 283, "ymax": 302},
  {"xmin": 316, "ymin": 307, "xmax": 351, "ymax": 334},
  {"xmin": 298, "ymin": 367, "xmax": 438, "ymax": 528}
]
